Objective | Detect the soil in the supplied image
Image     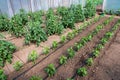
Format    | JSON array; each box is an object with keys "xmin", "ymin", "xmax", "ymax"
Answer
[
  {"xmin": 45, "ymin": 18, "xmax": 118, "ymax": 80},
  {"xmin": 8, "ymin": 17, "xmax": 107, "ymax": 80},
  {"xmin": 85, "ymin": 29, "xmax": 120, "ymax": 80},
  {"xmin": 74, "ymin": 22, "xmax": 120, "ymax": 80}
]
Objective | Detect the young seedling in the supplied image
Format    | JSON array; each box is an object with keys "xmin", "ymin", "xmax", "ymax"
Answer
[
  {"xmin": 74, "ymin": 42, "xmax": 83, "ymax": 51},
  {"xmin": 77, "ymin": 67, "xmax": 87, "ymax": 77},
  {"xmin": 95, "ymin": 44, "xmax": 104, "ymax": 51},
  {"xmin": 87, "ymin": 34, "xmax": 93, "ymax": 41},
  {"xmin": 0, "ymin": 69, "xmax": 7, "ymax": 80},
  {"xmin": 28, "ymin": 50, "xmax": 38, "ymax": 64},
  {"xmin": 85, "ymin": 58, "xmax": 93, "ymax": 66},
  {"xmin": 29, "ymin": 76, "xmax": 43, "ymax": 80},
  {"xmin": 66, "ymin": 78, "xmax": 74, "ymax": 80},
  {"xmin": 67, "ymin": 47, "xmax": 76, "ymax": 58},
  {"xmin": 105, "ymin": 32, "xmax": 113, "ymax": 38},
  {"xmin": 52, "ymin": 41, "xmax": 58, "ymax": 49},
  {"xmin": 92, "ymin": 49, "xmax": 100, "ymax": 57},
  {"xmin": 60, "ymin": 35, "xmax": 66, "ymax": 43},
  {"xmin": 13, "ymin": 61, "xmax": 23, "ymax": 71},
  {"xmin": 45, "ymin": 64, "xmax": 56, "ymax": 77},
  {"xmin": 101, "ymin": 38, "xmax": 108, "ymax": 45},
  {"xmin": 59, "ymin": 55, "xmax": 67, "ymax": 65},
  {"xmin": 80, "ymin": 37, "xmax": 88, "ymax": 46},
  {"xmin": 72, "ymin": 29, "xmax": 79, "ymax": 36},
  {"xmin": 67, "ymin": 32, "xmax": 74, "ymax": 40},
  {"xmin": 43, "ymin": 47, "xmax": 50, "ymax": 55}
]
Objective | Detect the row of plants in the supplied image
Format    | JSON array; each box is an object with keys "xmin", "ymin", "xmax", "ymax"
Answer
[
  {"xmin": 76, "ymin": 19, "xmax": 120, "ymax": 77},
  {"xmin": 42, "ymin": 16, "xmax": 102, "ymax": 55},
  {"xmin": 41, "ymin": 16, "xmax": 114, "ymax": 78},
  {"xmin": 25, "ymin": 16, "xmax": 103, "ymax": 80},
  {"xmin": 59, "ymin": 16, "xmax": 113, "ymax": 66},
  {"xmin": 0, "ymin": 0, "xmax": 96, "ymax": 46}
]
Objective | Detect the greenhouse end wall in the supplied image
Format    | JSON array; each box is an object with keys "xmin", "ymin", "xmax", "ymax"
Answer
[
  {"xmin": 0, "ymin": 0, "xmax": 85, "ymax": 17},
  {"xmin": 103, "ymin": 0, "xmax": 120, "ymax": 11}
]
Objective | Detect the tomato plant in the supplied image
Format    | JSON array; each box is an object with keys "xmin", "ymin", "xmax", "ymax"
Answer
[
  {"xmin": 25, "ymin": 21, "xmax": 47, "ymax": 46},
  {"xmin": 70, "ymin": 4, "xmax": 85, "ymax": 22},
  {"xmin": 0, "ymin": 69, "xmax": 7, "ymax": 80},
  {"xmin": 9, "ymin": 9, "xmax": 28, "ymax": 37},
  {"xmin": 57, "ymin": 7, "xmax": 75, "ymax": 29},
  {"xmin": 46, "ymin": 9, "xmax": 64, "ymax": 35},
  {"xmin": 84, "ymin": 0, "xmax": 96, "ymax": 18},
  {"xmin": 0, "ymin": 14, "xmax": 10, "ymax": 31},
  {"xmin": 0, "ymin": 40, "xmax": 16, "ymax": 67}
]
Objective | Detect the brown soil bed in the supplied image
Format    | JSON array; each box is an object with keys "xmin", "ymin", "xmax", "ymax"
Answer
[
  {"xmin": 74, "ymin": 21, "xmax": 120, "ymax": 80},
  {"xmin": 8, "ymin": 17, "xmax": 107, "ymax": 80},
  {"xmin": 45, "ymin": 18, "xmax": 118, "ymax": 80}
]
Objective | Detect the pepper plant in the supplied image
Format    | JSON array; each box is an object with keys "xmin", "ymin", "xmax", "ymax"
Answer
[
  {"xmin": 77, "ymin": 67, "xmax": 88, "ymax": 77},
  {"xmin": 29, "ymin": 76, "xmax": 43, "ymax": 80},
  {"xmin": 43, "ymin": 47, "xmax": 50, "ymax": 55},
  {"xmin": 28, "ymin": 50, "xmax": 38, "ymax": 64},
  {"xmin": 85, "ymin": 58, "xmax": 93, "ymax": 66},
  {"xmin": 59, "ymin": 55, "xmax": 67, "ymax": 65},
  {"xmin": 45, "ymin": 64, "xmax": 56, "ymax": 77},
  {"xmin": 13, "ymin": 61, "xmax": 23, "ymax": 71},
  {"xmin": 60, "ymin": 35, "xmax": 67, "ymax": 43},
  {"xmin": 52, "ymin": 41, "xmax": 58, "ymax": 49},
  {"xmin": 67, "ymin": 47, "xmax": 76, "ymax": 58}
]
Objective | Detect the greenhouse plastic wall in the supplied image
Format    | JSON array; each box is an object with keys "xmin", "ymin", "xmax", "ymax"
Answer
[
  {"xmin": 103, "ymin": 0, "xmax": 120, "ymax": 11},
  {"xmin": 0, "ymin": 0, "xmax": 85, "ymax": 17}
]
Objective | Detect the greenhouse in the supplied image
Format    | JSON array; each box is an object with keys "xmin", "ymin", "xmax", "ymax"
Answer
[{"xmin": 0, "ymin": 0, "xmax": 120, "ymax": 80}]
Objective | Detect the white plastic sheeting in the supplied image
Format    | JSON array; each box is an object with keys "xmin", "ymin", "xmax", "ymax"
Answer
[
  {"xmin": 0, "ymin": 0, "xmax": 85, "ymax": 17},
  {"xmin": 103, "ymin": 0, "xmax": 120, "ymax": 11}
]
